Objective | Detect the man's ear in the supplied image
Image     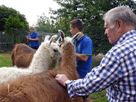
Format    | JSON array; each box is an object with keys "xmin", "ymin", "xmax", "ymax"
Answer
[
  {"xmin": 117, "ymin": 20, "xmax": 123, "ymax": 28},
  {"xmin": 117, "ymin": 20, "xmax": 124, "ymax": 32},
  {"xmin": 75, "ymin": 27, "xmax": 80, "ymax": 32}
]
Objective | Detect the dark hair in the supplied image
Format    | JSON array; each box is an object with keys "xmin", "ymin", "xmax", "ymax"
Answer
[{"xmin": 69, "ymin": 19, "xmax": 83, "ymax": 31}]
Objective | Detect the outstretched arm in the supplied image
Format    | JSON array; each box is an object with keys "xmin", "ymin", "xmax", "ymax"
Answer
[{"xmin": 55, "ymin": 55, "xmax": 121, "ymax": 99}]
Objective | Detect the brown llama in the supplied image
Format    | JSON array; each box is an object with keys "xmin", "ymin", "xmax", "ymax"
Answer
[
  {"xmin": 0, "ymin": 32, "xmax": 83, "ymax": 102},
  {"xmin": 11, "ymin": 43, "xmax": 36, "ymax": 68}
]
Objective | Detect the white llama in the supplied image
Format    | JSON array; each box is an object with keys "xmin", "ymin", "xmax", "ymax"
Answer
[{"xmin": 0, "ymin": 35, "xmax": 61, "ymax": 83}]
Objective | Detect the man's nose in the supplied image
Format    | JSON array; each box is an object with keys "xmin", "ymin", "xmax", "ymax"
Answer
[{"xmin": 104, "ymin": 30, "xmax": 107, "ymax": 35}]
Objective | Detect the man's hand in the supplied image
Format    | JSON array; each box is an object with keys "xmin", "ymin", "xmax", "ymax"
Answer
[
  {"xmin": 55, "ymin": 74, "xmax": 69, "ymax": 86},
  {"xmin": 26, "ymin": 36, "xmax": 28, "ymax": 39},
  {"xmin": 26, "ymin": 36, "xmax": 32, "ymax": 40},
  {"xmin": 26, "ymin": 36, "xmax": 30, "ymax": 42},
  {"xmin": 28, "ymin": 38, "xmax": 32, "ymax": 40}
]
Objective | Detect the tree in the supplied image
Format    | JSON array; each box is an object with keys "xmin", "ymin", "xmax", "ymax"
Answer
[
  {"xmin": 35, "ymin": 13, "xmax": 57, "ymax": 33},
  {"xmin": 0, "ymin": 5, "xmax": 29, "ymax": 32},
  {"xmin": 5, "ymin": 15, "xmax": 28, "ymax": 34},
  {"xmin": 35, "ymin": 13, "xmax": 71, "ymax": 36},
  {"xmin": 0, "ymin": 5, "xmax": 29, "ymax": 46},
  {"xmin": 50, "ymin": 0, "xmax": 136, "ymax": 55}
]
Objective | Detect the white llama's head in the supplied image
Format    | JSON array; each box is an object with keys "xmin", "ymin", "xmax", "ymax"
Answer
[
  {"xmin": 38, "ymin": 35, "xmax": 61, "ymax": 69},
  {"xmin": 43, "ymin": 35, "xmax": 61, "ymax": 56}
]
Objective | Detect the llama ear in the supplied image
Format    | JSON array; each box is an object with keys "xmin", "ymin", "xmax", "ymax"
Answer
[
  {"xmin": 49, "ymin": 39, "xmax": 53, "ymax": 46},
  {"xmin": 44, "ymin": 35, "xmax": 50, "ymax": 42},
  {"xmin": 58, "ymin": 30, "xmax": 65, "ymax": 43},
  {"xmin": 56, "ymin": 36, "xmax": 61, "ymax": 45},
  {"xmin": 72, "ymin": 32, "xmax": 81, "ymax": 41},
  {"xmin": 49, "ymin": 35, "xmax": 58, "ymax": 46}
]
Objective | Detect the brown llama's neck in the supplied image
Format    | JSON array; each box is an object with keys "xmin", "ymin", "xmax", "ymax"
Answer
[
  {"xmin": 60, "ymin": 43, "xmax": 76, "ymax": 70},
  {"xmin": 58, "ymin": 43, "xmax": 79, "ymax": 80}
]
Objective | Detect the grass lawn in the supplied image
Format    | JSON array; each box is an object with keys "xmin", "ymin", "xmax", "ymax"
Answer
[
  {"xmin": 90, "ymin": 90, "xmax": 108, "ymax": 102},
  {"xmin": 0, "ymin": 52, "xmax": 12, "ymax": 67},
  {"xmin": 89, "ymin": 53, "xmax": 108, "ymax": 102},
  {"xmin": 0, "ymin": 52, "xmax": 108, "ymax": 102}
]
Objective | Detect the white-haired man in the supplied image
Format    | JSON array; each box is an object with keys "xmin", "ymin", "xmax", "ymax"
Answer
[{"xmin": 55, "ymin": 6, "xmax": 136, "ymax": 102}]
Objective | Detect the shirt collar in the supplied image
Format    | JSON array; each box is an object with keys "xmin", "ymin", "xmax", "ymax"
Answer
[
  {"xmin": 116, "ymin": 30, "xmax": 136, "ymax": 44},
  {"xmin": 76, "ymin": 34, "xmax": 86, "ymax": 42}
]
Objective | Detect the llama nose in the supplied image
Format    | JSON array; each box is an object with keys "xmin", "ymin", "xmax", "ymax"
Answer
[{"xmin": 53, "ymin": 49, "xmax": 58, "ymax": 52}]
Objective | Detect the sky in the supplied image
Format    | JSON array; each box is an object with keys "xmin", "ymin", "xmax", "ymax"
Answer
[
  {"xmin": 1, "ymin": 0, "xmax": 136, "ymax": 27},
  {"xmin": 0, "ymin": 0, "xmax": 61, "ymax": 26}
]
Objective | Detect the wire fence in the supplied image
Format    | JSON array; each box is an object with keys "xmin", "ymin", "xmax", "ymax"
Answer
[{"xmin": 0, "ymin": 30, "xmax": 59, "ymax": 53}]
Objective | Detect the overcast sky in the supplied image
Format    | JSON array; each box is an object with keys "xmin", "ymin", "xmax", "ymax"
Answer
[
  {"xmin": 1, "ymin": 0, "xmax": 136, "ymax": 27},
  {"xmin": 0, "ymin": 0, "xmax": 61, "ymax": 26}
]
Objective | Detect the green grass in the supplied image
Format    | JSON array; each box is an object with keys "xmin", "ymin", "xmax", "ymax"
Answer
[
  {"xmin": 92, "ymin": 96, "xmax": 108, "ymax": 102},
  {"xmin": 0, "ymin": 52, "xmax": 12, "ymax": 67},
  {"xmin": 89, "ymin": 90, "xmax": 108, "ymax": 102},
  {"xmin": 88, "ymin": 53, "xmax": 108, "ymax": 102},
  {"xmin": 0, "ymin": 52, "xmax": 108, "ymax": 102}
]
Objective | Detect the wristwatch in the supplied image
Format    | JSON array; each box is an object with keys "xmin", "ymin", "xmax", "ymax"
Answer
[{"xmin": 65, "ymin": 80, "xmax": 71, "ymax": 87}]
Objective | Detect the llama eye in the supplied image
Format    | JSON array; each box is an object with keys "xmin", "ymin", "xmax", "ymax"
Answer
[
  {"xmin": 53, "ymin": 49, "xmax": 58, "ymax": 52},
  {"xmin": 59, "ymin": 43, "xmax": 62, "ymax": 47}
]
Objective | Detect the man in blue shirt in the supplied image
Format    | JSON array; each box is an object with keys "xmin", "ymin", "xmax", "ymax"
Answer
[
  {"xmin": 69, "ymin": 19, "xmax": 93, "ymax": 102},
  {"xmin": 75, "ymin": 35, "xmax": 93, "ymax": 78},
  {"xmin": 69, "ymin": 19, "xmax": 93, "ymax": 78},
  {"xmin": 55, "ymin": 6, "xmax": 136, "ymax": 102},
  {"xmin": 26, "ymin": 27, "xmax": 39, "ymax": 50}
]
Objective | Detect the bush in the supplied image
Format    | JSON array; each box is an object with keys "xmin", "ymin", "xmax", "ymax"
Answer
[{"xmin": 92, "ymin": 53, "xmax": 104, "ymax": 68}]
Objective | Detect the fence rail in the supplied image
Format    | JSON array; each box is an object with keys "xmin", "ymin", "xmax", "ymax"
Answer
[{"xmin": 0, "ymin": 30, "xmax": 59, "ymax": 53}]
